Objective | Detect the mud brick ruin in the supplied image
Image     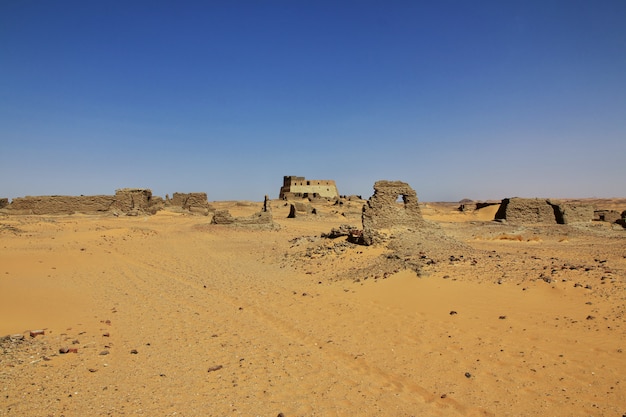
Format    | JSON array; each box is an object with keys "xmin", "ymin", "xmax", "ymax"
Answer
[
  {"xmin": 166, "ymin": 192, "xmax": 210, "ymax": 215},
  {"xmin": 494, "ymin": 198, "xmax": 594, "ymax": 224},
  {"xmin": 287, "ymin": 201, "xmax": 316, "ymax": 218},
  {"xmin": 361, "ymin": 180, "xmax": 425, "ymax": 245},
  {"xmin": 279, "ymin": 176, "xmax": 339, "ymax": 200},
  {"xmin": 0, "ymin": 189, "xmax": 163, "ymax": 215},
  {"xmin": 0, "ymin": 189, "xmax": 215, "ymax": 216},
  {"xmin": 211, "ymin": 195, "xmax": 277, "ymax": 228}
]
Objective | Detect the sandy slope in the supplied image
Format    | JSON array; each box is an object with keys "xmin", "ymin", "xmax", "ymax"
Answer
[{"xmin": 1, "ymin": 201, "xmax": 625, "ymax": 416}]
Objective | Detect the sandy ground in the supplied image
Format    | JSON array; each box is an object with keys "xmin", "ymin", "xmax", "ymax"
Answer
[{"xmin": 1, "ymin": 200, "xmax": 625, "ymax": 416}]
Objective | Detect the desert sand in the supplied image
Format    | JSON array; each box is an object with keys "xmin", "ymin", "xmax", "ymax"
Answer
[{"xmin": 1, "ymin": 199, "xmax": 625, "ymax": 416}]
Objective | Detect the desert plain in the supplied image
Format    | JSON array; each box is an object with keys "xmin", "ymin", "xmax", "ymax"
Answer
[{"xmin": 1, "ymin": 195, "xmax": 625, "ymax": 416}]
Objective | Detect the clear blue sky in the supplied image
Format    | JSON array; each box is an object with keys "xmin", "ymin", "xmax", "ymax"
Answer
[{"xmin": 1, "ymin": 1, "xmax": 625, "ymax": 202}]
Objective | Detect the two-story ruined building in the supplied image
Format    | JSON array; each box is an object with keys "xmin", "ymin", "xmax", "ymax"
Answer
[{"xmin": 279, "ymin": 176, "xmax": 339, "ymax": 199}]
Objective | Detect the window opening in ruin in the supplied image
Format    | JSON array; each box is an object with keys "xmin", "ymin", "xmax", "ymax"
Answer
[{"xmin": 396, "ymin": 194, "xmax": 407, "ymax": 205}]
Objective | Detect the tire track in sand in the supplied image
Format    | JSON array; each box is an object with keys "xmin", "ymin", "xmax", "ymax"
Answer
[{"xmin": 106, "ymin": 245, "xmax": 494, "ymax": 417}]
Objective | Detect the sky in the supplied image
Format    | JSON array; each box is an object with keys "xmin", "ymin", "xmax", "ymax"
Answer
[{"xmin": 1, "ymin": 1, "xmax": 625, "ymax": 202}]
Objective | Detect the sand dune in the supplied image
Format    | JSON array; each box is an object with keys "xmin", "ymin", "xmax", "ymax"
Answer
[{"xmin": 1, "ymin": 200, "xmax": 624, "ymax": 416}]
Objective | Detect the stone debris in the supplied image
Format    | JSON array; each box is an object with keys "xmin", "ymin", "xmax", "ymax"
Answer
[{"xmin": 207, "ymin": 365, "xmax": 223, "ymax": 372}]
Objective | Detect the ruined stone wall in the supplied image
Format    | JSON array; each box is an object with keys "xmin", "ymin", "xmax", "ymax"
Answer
[
  {"xmin": 560, "ymin": 203, "xmax": 594, "ymax": 224},
  {"xmin": 168, "ymin": 192, "xmax": 209, "ymax": 214},
  {"xmin": 495, "ymin": 198, "xmax": 558, "ymax": 224},
  {"xmin": 0, "ymin": 198, "xmax": 9, "ymax": 209},
  {"xmin": 594, "ymin": 210, "xmax": 623, "ymax": 223},
  {"xmin": 495, "ymin": 198, "xmax": 593, "ymax": 224},
  {"xmin": 279, "ymin": 176, "xmax": 339, "ymax": 199},
  {"xmin": 5, "ymin": 195, "xmax": 116, "ymax": 215},
  {"xmin": 211, "ymin": 209, "xmax": 275, "ymax": 227},
  {"xmin": 362, "ymin": 180, "xmax": 424, "ymax": 245},
  {"xmin": 1, "ymin": 189, "xmax": 163, "ymax": 215}
]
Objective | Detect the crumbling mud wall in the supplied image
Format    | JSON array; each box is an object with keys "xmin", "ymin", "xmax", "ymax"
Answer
[
  {"xmin": 495, "ymin": 198, "xmax": 593, "ymax": 224},
  {"xmin": 362, "ymin": 180, "xmax": 425, "ymax": 245},
  {"xmin": 495, "ymin": 198, "xmax": 558, "ymax": 224},
  {"xmin": 287, "ymin": 201, "xmax": 316, "ymax": 218},
  {"xmin": 5, "ymin": 195, "xmax": 116, "ymax": 215},
  {"xmin": 458, "ymin": 201, "xmax": 500, "ymax": 212},
  {"xmin": 594, "ymin": 210, "xmax": 626, "ymax": 228},
  {"xmin": 167, "ymin": 192, "xmax": 210, "ymax": 214},
  {"xmin": 0, "ymin": 198, "xmax": 9, "ymax": 209},
  {"xmin": 111, "ymin": 189, "xmax": 163, "ymax": 215},
  {"xmin": 1, "ymin": 189, "xmax": 163, "ymax": 215},
  {"xmin": 560, "ymin": 202, "xmax": 594, "ymax": 224},
  {"xmin": 211, "ymin": 196, "xmax": 278, "ymax": 229},
  {"xmin": 594, "ymin": 210, "xmax": 622, "ymax": 224}
]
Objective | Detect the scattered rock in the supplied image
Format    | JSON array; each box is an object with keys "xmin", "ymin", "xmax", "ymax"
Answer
[{"xmin": 207, "ymin": 365, "xmax": 223, "ymax": 372}]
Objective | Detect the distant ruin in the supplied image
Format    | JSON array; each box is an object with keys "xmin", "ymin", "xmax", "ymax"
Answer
[
  {"xmin": 0, "ymin": 189, "xmax": 163, "ymax": 215},
  {"xmin": 0, "ymin": 189, "xmax": 219, "ymax": 216},
  {"xmin": 361, "ymin": 180, "xmax": 425, "ymax": 245},
  {"xmin": 287, "ymin": 201, "xmax": 316, "ymax": 218},
  {"xmin": 279, "ymin": 176, "xmax": 339, "ymax": 200},
  {"xmin": 211, "ymin": 195, "xmax": 278, "ymax": 229},
  {"xmin": 166, "ymin": 192, "xmax": 210, "ymax": 215},
  {"xmin": 494, "ymin": 198, "xmax": 593, "ymax": 224},
  {"xmin": 594, "ymin": 209, "xmax": 626, "ymax": 227},
  {"xmin": 458, "ymin": 200, "xmax": 500, "ymax": 212}
]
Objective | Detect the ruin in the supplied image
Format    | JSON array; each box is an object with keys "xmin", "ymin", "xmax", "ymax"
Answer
[
  {"xmin": 111, "ymin": 188, "xmax": 163, "ymax": 215},
  {"xmin": 0, "ymin": 189, "xmax": 163, "ymax": 215},
  {"xmin": 560, "ymin": 202, "xmax": 595, "ymax": 224},
  {"xmin": 287, "ymin": 201, "xmax": 316, "ymax": 218},
  {"xmin": 166, "ymin": 192, "xmax": 210, "ymax": 215},
  {"xmin": 458, "ymin": 200, "xmax": 500, "ymax": 212},
  {"xmin": 211, "ymin": 195, "xmax": 277, "ymax": 229},
  {"xmin": 594, "ymin": 210, "xmax": 623, "ymax": 224},
  {"xmin": 361, "ymin": 180, "xmax": 425, "ymax": 245},
  {"xmin": 0, "ymin": 198, "xmax": 10, "ymax": 210},
  {"xmin": 594, "ymin": 209, "xmax": 626, "ymax": 228},
  {"xmin": 494, "ymin": 198, "xmax": 593, "ymax": 224},
  {"xmin": 279, "ymin": 176, "xmax": 339, "ymax": 200}
]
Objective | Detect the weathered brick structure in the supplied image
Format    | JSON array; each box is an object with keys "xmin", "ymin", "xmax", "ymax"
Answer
[
  {"xmin": 0, "ymin": 198, "xmax": 11, "ymax": 209},
  {"xmin": 167, "ymin": 192, "xmax": 210, "ymax": 214},
  {"xmin": 1, "ymin": 189, "xmax": 163, "ymax": 215},
  {"xmin": 495, "ymin": 198, "xmax": 593, "ymax": 224},
  {"xmin": 211, "ymin": 196, "xmax": 277, "ymax": 229},
  {"xmin": 361, "ymin": 180, "xmax": 425, "ymax": 245},
  {"xmin": 279, "ymin": 176, "xmax": 339, "ymax": 200}
]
